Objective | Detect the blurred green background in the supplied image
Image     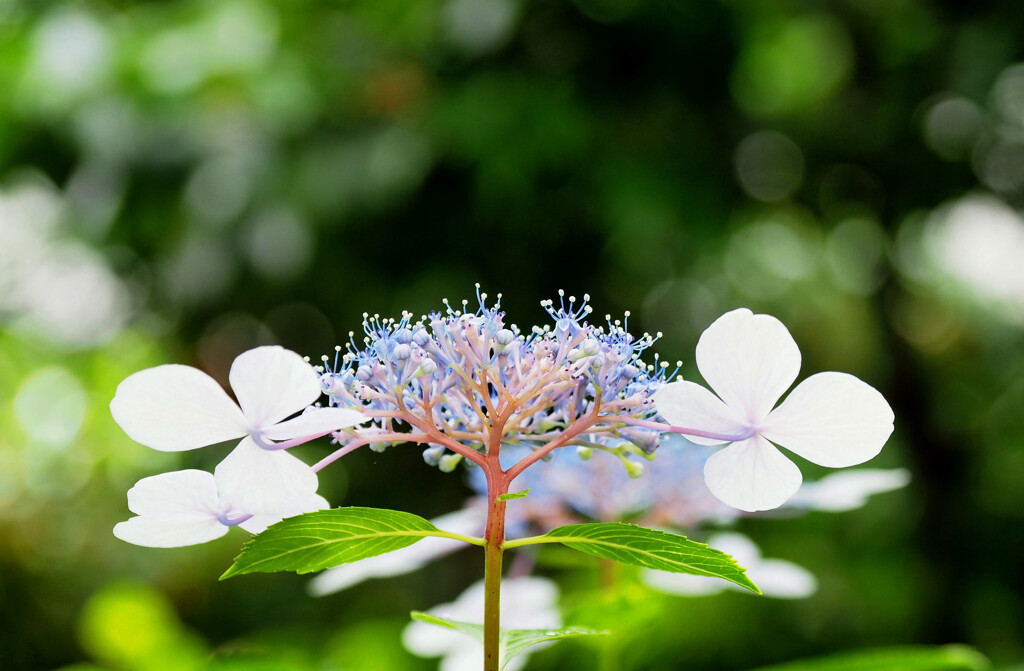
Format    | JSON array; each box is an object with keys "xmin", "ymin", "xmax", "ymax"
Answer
[{"xmin": 1, "ymin": 0, "xmax": 1023, "ymax": 669}]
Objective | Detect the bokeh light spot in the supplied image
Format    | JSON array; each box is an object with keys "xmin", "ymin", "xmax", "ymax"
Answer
[
  {"xmin": 14, "ymin": 367, "xmax": 87, "ymax": 449},
  {"xmin": 734, "ymin": 130, "xmax": 805, "ymax": 202}
]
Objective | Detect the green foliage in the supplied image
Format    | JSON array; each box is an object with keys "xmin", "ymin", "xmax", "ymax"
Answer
[
  {"xmin": 749, "ymin": 645, "xmax": 990, "ymax": 671},
  {"xmin": 410, "ymin": 611, "xmax": 605, "ymax": 671},
  {"xmin": 222, "ymin": 507, "xmax": 481, "ymax": 579},
  {"xmin": 506, "ymin": 522, "xmax": 759, "ymax": 593},
  {"xmin": 77, "ymin": 582, "xmax": 208, "ymax": 671}
]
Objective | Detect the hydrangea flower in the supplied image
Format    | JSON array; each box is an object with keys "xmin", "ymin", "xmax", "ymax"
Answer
[
  {"xmin": 110, "ymin": 346, "xmax": 366, "ymax": 514},
  {"xmin": 402, "ymin": 577, "xmax": 561, "ymax": 671},
  {"xmin": 654, "ymin": 308, "xmax": 895, "ymax": 512},
  {"xmin": 113, "ymin": 469, "xmax": 329, "ymax": 548},
  {"xmin": 642, "ymin": 532, "xmax": 817, "ymax": 599},
  {"xmin": 316, "ymin": 289, "xmax": 672, "ymax": 475}
]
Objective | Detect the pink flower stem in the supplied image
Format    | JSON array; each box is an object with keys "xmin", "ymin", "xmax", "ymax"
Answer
[
  {"xmin": 482, "ymin": 457, "xmax": 507, "ymax": 671},
  {"xmin": 311, "ymin": 432, "xmax": 427, "ymax": 472},
  {"xmin": 598, "ymin": 415, "xmax": 755, "ymax": 442}
]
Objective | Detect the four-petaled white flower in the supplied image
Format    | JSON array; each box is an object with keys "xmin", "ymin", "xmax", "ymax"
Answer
[
  {"xmin": 110, "ymin": 346, "xmax": 367, "ymax": 514},
  {"xmin": 402, "ymin": 576, "xmax": 561, "ymax": 671},
  {"xmin": 113, "ymin": 469, "xmax": 329, "ymax": 548},
  {"xmin": 643, "ymin": 532, "xmax": 817, "ymax": 599},
  {"xmin": 654, "ymin": 308, "xmax": 894, "ymax": 512}
]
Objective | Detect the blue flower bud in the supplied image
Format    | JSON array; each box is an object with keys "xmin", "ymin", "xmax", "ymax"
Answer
[{"xmin": 422, "ymin": 445, "xmax": 446, "ymax": 466}]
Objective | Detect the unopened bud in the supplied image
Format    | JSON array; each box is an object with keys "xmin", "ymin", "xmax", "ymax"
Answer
[
  {"xmin": 418, "ymin": 358, "xmax": 438, "ymax": 375},
  {"xmin": 355, "ymin": 366, "xmax": 374, "ymax": 381},
  {"xmin": 495, "ymin": 329, "xmax": 515, "ymax": 346},
  {"xmin": 576, "ymin": 446, "xmax": 594, "ymax": 461},
  {"xmin": 422, "ymin": 445, "xmax": 445, "ymax": 466},
  {"xmin": 320, "ymin": 374, "xmax": 345, "ymax": 396},
  {"xmin": 622, "ymin": 459, "xmax": 645, "ymax": 479},
  {"xmin": 394, "ymin": 328, "xmax": 413, "ymax": 344},
  {"xmin": 439, "ymin": 453, "xmax": 463, "ymax": 473},
  {"xmin": 393, "ymin": 344, "xmax": 412, "ymax": 360},
  {"xmin": 580, "ymin": 338, "xmax": 601, "ymax": 356}
]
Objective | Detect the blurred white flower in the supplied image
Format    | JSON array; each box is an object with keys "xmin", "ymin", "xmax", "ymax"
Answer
[
  {"xmin": 655, "ymin": 308, "xmax": 894, "ymax": 512},
  {"xmin": 403, "ymin": 576, "xmax": 561, "ymax": 671},
  {"xmin": 789, "ymin": 468, "xmax": 910, "ymax": 512},
  {"xmin": 924, "ymin": 194, "xmax": 1024, "ymax": 323},
  {"xmin": 643, "ymin": 532, "xmax": 817, "ymax": 599},
  {"xmin": 0, "ymin": 178, "xmax": 130, "ymax": 347}
]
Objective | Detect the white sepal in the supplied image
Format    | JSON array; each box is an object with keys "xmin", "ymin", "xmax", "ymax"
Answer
[
  {"xmin": 110, "ymin": 365, "xmax": 247, "ymax": 452},
  {"xmin": 214, "ymin": 437, "xmax": 319, "ymax": 516},
  {"xmin": 761, "ymin": 372, "xmax": 895, "ymax": 468},
  {"xmin": 702, "ymin": 435, "xmax": 803, "ymax": 512},
  {"xmin": 230, "ymin": 346, "xmax": 322, "ymax": 427}
]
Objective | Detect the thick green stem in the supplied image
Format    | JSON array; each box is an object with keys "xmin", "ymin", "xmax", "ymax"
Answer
[{"xmin": 483, "ymin": 470, "xmax": 508, "ymax": 671}]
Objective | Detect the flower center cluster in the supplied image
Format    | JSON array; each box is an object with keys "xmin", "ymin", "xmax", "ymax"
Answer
[{"xmin": 317, "ymin": 287, "xmax": 680, "ymax": 472}]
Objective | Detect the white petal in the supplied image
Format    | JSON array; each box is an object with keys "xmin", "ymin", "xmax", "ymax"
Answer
[
  {"xmin": 695, "ymin": 308, "xmax": 801, "ymax": 423},
  {"xmin": 704, "ymin": 531, "xmax": 761, "ymax": 565},
  {"xmin": 126, "ymin": 469, "xmax": 219, "ymax": 516},
  {"xmin": 761, "ymin": 372, "xmax": 895, "ymax": 468},
  {"xmin": 643, "ymin": 569, "xmax": 727, "ymax": 596},
  {"xmin": 789, "ymin": 468, "xmax": 911, "ymax": 512},
  {"xmin": 239, "ymin": 494, "xmax": 330, "ymax": 534},
  {"xmin": 110, "ymin": 365, "xmax": 247, "ymax": 451},
  {"xmin": 214, "ymin": 437, "xmax": 319, "ymax": 516},
  {"xmin": 113, "ymin": 514, "xmax": 227, "ymax": 547},
  {"xmin": 703, "ymin": 436, "xmax": 803, "ymax": 511},
  {"xmin": 229, "ymin": 346, "xmax": 322, "ymax": 428},
  {"xmin": 653, "ymin": 381, "xmax": 750, "ymax": 446},
  {"xmin": 263, "ymin": 406, "xmax": 368, "ymax": 441},
  {"xmin": 703, "ymin": 532, "xmax": 814, "ymax": 598},
  {"xmin": 402, "ymin": 620, "xmax": 463, "ymax": 657},
  {"xmin": 751, "ymin": 558, "xmax": 818, "ymax": 599},
  {"xmin": 441, "ymin": 645, "xmax": 487, "ymax": 671}
]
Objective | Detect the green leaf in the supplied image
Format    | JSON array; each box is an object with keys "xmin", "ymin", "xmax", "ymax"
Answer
[
  {"xmin": 748, "ymin": 645, "xmax": 990, "ymax": 671},
  {"xmin": 221, "ymin": 507, "xmax": 483, "ymax": 579},
  {"xmin": 497, "ymin": 489, "xmax": 530, "ymax": 502},
  {"xmin": 410, "ymin": 612, "xmax": 605, "ymax": 670},
  {"xmin": 505, "ymin": 522, "xmax": 759, "ymax": 593}
]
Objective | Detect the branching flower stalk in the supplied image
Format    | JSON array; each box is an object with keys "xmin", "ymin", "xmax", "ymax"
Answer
[{"xmin": 317, "ymin": 288, "xmax": 690, "ymax": 670}]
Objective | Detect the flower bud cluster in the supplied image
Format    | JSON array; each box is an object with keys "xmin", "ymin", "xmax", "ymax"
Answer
[{"xmin": 318, "ymin": 287, "xmax": 678, "ymax": 470}]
